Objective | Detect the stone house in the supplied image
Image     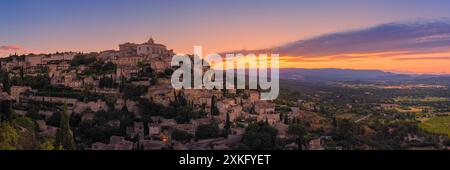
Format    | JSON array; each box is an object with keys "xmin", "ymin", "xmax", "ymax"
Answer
[
  {"xmin": 134, "ymin": 122, "xmax": 145, "ymax": 140},
  {"xmin": 10, "ymin": 86, "xmax": 32, "ymax": 102},
  {"xmin": 147, "ymin": 85, "xmax": 175, "ymax": 106},
  {"xmin": 148, "ymin": 123, "xmax": 161, "ymax": 136},
  {"xmin": 254, "ymin": 101, "xmax": 276, "ymax": 115},
  {"xmin": 139, "ymin": 140, "xmax": 166, "ymax": 150}
]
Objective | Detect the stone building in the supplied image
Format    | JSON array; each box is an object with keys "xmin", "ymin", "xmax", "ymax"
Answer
[
  {"xmin": 10, "ymin": 86, "xmax": 32, "ymax": 102},
  {"xmin": 137, "ymin": 38, "xmax": 170, "ymax": 57}
]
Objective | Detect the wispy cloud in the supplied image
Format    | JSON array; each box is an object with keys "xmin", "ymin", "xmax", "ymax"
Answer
[
  {"xmin": 225, "ymin": 20, "xmax": 450, "ymax": 73},
  {"xmin": 0, "ymin": 45, "xmax": 31, "ymax": 57},
  {"xmin": 0, "ymin": 45, "xmax": 29, "ymax": 52},
  {"xmin": 236, "ymin": 20, "xmax": 450, "ymax": 59},
  {"xmin": 276, "ymin": 20, "xmax": 450, "ymax": 57},
  {"xmin": 392, "ymin": 56, "xmax": 450, "ymax": 61}
]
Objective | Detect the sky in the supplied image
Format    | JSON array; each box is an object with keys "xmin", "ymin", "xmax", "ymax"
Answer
[{"xmin": 2, "ymin": 0, "xmax": 450, "ymax": 74}]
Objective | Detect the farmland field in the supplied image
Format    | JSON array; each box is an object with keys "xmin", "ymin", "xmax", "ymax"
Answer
[
  {"xmin": 394, "ymin": 97, "xmax": 450, "ymax": 103},
  {"xmin": 419, "ymin": 116, "xmax": 450, "ymax": 136},
  {"xmin": 396, "ymin": 106, "xmax": 422, "ymax": 113}
]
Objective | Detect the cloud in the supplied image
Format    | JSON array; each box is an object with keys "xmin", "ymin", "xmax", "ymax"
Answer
[
  {"xmin": 0, "ymin": 45, "xmax": 31, "ymax": 57},
  {"xmin": 392, "ymin": 56, "xmax": 450, "ymax": 61},
  {"xmin": 238, "ymin": 20, "xmax": 450, "ymax": 59},
  {"xmin": 0, "ymin": 45, "xmax": 29, "ymax": 52},
  {"xmin": 221, "ymin": 20, "xmax": 450, "ymax": 74}
]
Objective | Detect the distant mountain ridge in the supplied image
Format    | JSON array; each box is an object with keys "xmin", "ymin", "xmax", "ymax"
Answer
[{"xmin": 278, "ymin": 68, "xmax": 444, "ymax": 81}]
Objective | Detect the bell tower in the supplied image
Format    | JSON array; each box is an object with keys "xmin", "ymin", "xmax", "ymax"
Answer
[{"xmin": 148, "ymin": 37, "xmax": 154, "ymax": 44}]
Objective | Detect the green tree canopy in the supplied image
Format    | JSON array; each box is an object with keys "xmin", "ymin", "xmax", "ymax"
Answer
[
  {"xmin": 0, "ymin": 122, "xmax": 19, "ymax": 150},
  {"xmin": 288, "ymin": 123, "xmax": 307, "ymax": 149},
  {"xmin": 195, "ymin": 121, "xmax": 220, "ymax": 139},
  {"xmin": 241, "ymin": 121, "xmax": 278, "ymax": 150},
  {"xmin": 54, "ymin": 103, "xmax": 76, "ymax": 150}
]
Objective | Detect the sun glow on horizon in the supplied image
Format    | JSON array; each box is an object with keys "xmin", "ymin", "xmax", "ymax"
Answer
[
  {"xmin": 199, "ymin": 49, "xmax": 450, "ymax": 74},
  {"xmin": 276, "ymin": 50, "xmax": 450, "ymax": 74}
]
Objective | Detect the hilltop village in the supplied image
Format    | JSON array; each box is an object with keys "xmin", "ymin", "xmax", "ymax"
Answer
[
  {"xmin": 1, "ymin": 38, "xmax": 450, "ymax": 150},
  {"xmin": 0, "ymin": 38, "xmax": 308, "ymax": 150}
]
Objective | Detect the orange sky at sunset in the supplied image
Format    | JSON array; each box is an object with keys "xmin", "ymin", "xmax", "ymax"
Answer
[
  {"xmin": 277, "ymin": 51, "xmax": 450, "ymax": 74},
  {"xmin": 207, "ymin": 50, "xmax": 450, "ymax": 74},
  {"xmin": 3, "ymin": 1, "xmax": 450, "ymax": 74}
]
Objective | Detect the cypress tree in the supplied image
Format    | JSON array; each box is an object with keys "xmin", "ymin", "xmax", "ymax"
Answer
[
  {"xmin": 223, "ymin": 112, "xmax": 231, "ymax": 136},
  {"xmin": 2, "ymin": 72, "xmax": 11, "ymax": 94},
  {"xmin": 284, "ymin": 114, "xmax": 289, "ymax": 124},
  {"xmin": 0, "ymin": 100, "xmax": 12, "ymax": 122},
  {"xmin": 210, "ymin": 95, "xmax": 219, "ymax": 116},
  {"xmin": 19, "ymin": 66, "xmax": 24, "ymax": 81},
  {"xmin": 54, "ymin": 103, "xmax": 76, "ymax": 150}
]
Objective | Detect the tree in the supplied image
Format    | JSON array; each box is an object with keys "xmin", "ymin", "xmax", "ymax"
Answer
[
  {"xmin": 288, "ymin": 124, "xmax": 307, "ymax": 149},
  {"xmin": 47, "ymin": 111, "xmax": 61, "ymax": 127},
  {"xmin": 26, "ymin": 108, "xmax": 42, "ymax": 120},
  {"xmin": 1, "ymin": 100, "xmax": 13, "ymax": 122},
  {"xmin": 223, "ymin": 112, "xmax": 232, "ymax": 137},
  {"xmin": 171, "ymin": 129, "xmax": 193, "ymax": 142},
  {"xmin": 137, "ymin": 61, "xmax": 145, "ymax": 76},
  {"xmin": 99, "ymin": 76, "xmax": 115, "ymax": 89},
  {"xmin": 74, "ymin": 120, "xmax": 117, "ymax": 145},
  {"xmin": 2, "ymin": 72, "xmax": 11, "ymax": 94},
  {"xmin": 150, "ymin": 75, "xmax": 158, "ymax": 85},
  {"xmin": 54, "ymin": 103, "xmax": 76, "ymax": 150},
  {"xmin": 210, "ymin": 95, "xmax": 220, "ymax": 116},
  {"xmin": 163, "ymin": 68, "xmax": 174, "ymax": 77},
  {"xmin": 71, "ymin": 53, "xmax": 97, "ymax": 66},
  {"xmin": 119, "ymin": 76, "xmax": 125, "ymax": 92},
  {"xmin": 122, "ymin": 84, "xmax": 148, "ymax": 100},
  {"xmin": 284, "ymin": 114, "xmax": 289, "ymax": 124},
  {"xmin": 19, "ymin": 66, "xmax": 24, "ymax": 80},
  {"xmin": 0, "ymin": 122, "xmax": 19, "ymax": 150},
  {"xmin": 39, "ymin": 136, "xmax": 55, "ymax": 150},
  {"xmin": 241, "ymin": 122, "xmax": 278, "ymax": 150},
  {"xmin": 334, "ymin": 119, "xmax": 359, "ymax": 149},
  {"xmin": 195, "ymin": 121, "xmax": 220, "ymax": 139},
  {"xmin": 174, "ymin": 107, "xmax": 201, "ymax": 124},
  {"xmin": 82, "ymin": 83, "xmax": 94, "ymax": 102}
]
